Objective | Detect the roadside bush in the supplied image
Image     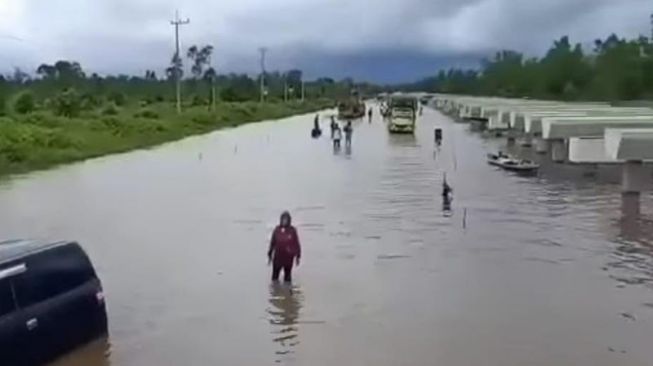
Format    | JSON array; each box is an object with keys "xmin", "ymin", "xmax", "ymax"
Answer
[
  {"xmin": 19, "ymin": 111, "xmax": 65, "ymax": 128},
  {"xmin": 190, "ymin": 95, "xmax": 205, "ymax": 107},
  {"xmin": 220, "ymin": 87, "xmax": 248, "ymax": 102},
  {"xmin": 155, "ymin": 95, "xmax": 165, "ymax": 102},
  {"xmin": 0, "ymin": 94, "xmax": 6, "ymax": 116},
  {"xmin": 80, "ymin": 93, "xmax": 101, "ymax": 110},
  {"xmin": 12, "ymin": 91, "xmax": 36, "ymax": 114},
  {"xmin": 135, "ymin": 119, "xmax": 168, "ymax": 134},
  {"xmin": 53, "ymin": 88, "xmax": 81, "ymax": 118},
  {"xmin": 134, "ymin": 107, "xmax": 159, "ymax": 119},
  {"xmin": 189, "ymin": 111, "xmax": 215, "ymax": 126},
  {"xmin": 101, "ymin": 102, "xmax": 120, "ymax": 116},
  {"xmin": 108, "ymin": 91, "xmax": 127, "ymax": 106}
]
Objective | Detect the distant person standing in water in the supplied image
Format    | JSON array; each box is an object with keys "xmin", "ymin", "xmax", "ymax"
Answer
[
  {"xmin": 268, "ymin": 211, "xmax": 301, "ymax": 282},
  {"xmin": 333, "ymin": 124, "xmax": 342, "ymax": 150},
  {"xmin": 311, "ymin": 114, "xmax": 322, "ymax": 138},
  {"xmin": 368, "ymin": 108, "xmax": 373, "ymax": 122},
  {"xmin": 343, "ymin": 121, "xmax": 353, "ymax": 147},
  {"xmin": 330, "ymin": 116, "xmax": 337, "ymax": 138}
]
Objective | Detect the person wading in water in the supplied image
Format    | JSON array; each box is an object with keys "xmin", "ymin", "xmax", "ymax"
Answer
[
  {"xmin": 333, "ymin": 124, "xmax": 343, "ymax": 150},
  {"xmin": 268, "ymin": 211, "xmax": 301, "ymax": 282},
  {"xmin": 343, "ymin": 121, "xmax": 353, "ymax": 148},
  {"xmin": 311, "ymin": 114, "xmax": 322, "ymax": 138}
]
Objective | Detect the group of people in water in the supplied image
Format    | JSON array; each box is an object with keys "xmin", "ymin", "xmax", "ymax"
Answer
[
  {"xmin": 269, "ymin": 107, "xmax": 458, "ymax": 283},
  {"xmin": 312, "ymin": 114, "xmax": 355, "ymax": 150}
]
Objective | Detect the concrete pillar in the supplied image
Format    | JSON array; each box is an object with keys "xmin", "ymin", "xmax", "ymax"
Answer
[
  {"xmin": 535, "ymin": 138, "xmax": 548, "ymax": 154},
  {"xmin": 551, "ymin": 139, "xmax": 567, "ymax": 163},
  {"xmin": 621, "ymin": 192, "xmax": 641, "ymax": 217},
  {"xmin": 620, "ymin": 192, "xmax": 641, "ymax": 241},
  {"xmin": 506, "ymin": 130, "xmax": 516, "ymax": 144},
  {"xmin": 622, "ymin": 160, "xmax": 648, "ymax": 194}
]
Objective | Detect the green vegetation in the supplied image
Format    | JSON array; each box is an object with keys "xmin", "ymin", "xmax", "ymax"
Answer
[
  {"xmin": 0, "ymin": 100, "xmax": 333, "ymax": 176},
  {"xmin": 406, "ymin": 34, "xmax": 653, "ymax": 101},
  {"xmin": 12, "ymin": 91, "xmax": 36, "ymax": 114},
  {"xmin": 0, "ymin": 43, "xmax": 362, "ymax": 177}
]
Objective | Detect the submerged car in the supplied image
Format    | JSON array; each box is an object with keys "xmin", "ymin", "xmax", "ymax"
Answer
[{"xmin": 0, "ymin": 239, "xmax": 108, "ymax": 366}]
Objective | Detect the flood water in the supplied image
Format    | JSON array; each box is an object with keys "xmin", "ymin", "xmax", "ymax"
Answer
[{"xmin": 1, "ymin": 104, "xmax": 653, "ymax": 366}]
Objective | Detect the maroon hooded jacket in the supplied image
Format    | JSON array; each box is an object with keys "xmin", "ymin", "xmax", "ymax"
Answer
[{"xmin": 268, "ymin": 213, "xmax": 301, "ymax": 266}]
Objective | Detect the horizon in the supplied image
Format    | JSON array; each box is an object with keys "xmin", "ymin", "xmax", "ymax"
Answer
[{"xmin": 0, "ymin": 0, "xmax": 652, "ymax": 83}]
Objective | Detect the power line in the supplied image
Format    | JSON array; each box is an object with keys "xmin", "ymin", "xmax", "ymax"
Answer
[
  {"xmin": 170, "ymin": 10, "xmax": 190, "ymax": 114},
  {"xmin": 0, "ymin": 34, "xmax": 24, "ymax": 42}
]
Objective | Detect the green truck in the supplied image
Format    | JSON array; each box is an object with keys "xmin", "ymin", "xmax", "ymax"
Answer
[
  {"xmin": 337, "ymin": 99, "xmax": 366, "ymax": 120},
  {"xmin": 388, "ymin": 96, "xmax": 418, "ymax": 133}
]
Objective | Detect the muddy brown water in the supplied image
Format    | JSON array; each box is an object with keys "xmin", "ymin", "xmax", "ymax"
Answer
[{"xmin": 1, "ymin": 105, "xmax": 652, "ymax": 366}]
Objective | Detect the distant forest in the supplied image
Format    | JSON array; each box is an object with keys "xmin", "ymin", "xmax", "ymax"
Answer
[
  {"xmin": 401, "ymin": 34, "xmax": 653, "ymax": 101},
  {"xmin": 0, "ymin": 43, "xmax": 382, "ymax": 116}
]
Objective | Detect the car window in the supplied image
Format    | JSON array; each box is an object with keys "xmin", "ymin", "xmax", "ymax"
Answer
[
  {"xmin": 14, "ymin": 244, "xmax": 96, "ymax": 307},
  {"xmin": 0, "ymin": 279, "xmax": 16, "ymax": 317}
]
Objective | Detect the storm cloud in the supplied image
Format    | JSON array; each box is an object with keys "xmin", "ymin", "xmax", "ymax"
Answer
[{"xmin": 0, "ymin": 0, "xmax": 651, "ymax": 82}]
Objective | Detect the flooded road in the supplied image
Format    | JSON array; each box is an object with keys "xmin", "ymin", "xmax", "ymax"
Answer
[{"xmin": 2, "ymin": 105, "xmax": 653, "ymax": 366}]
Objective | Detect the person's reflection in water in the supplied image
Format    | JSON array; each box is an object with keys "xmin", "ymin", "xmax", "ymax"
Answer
[
  {"xmin": 267, "ymin": 282, "xmax": 303, "ymax": 363},
  {"xmin": 442, "ymin": 199, "xmax": 452, "ymax": 214},
  {"xmin": 441, "ymin": 175, "xmax": 453, "ymax": 214}
]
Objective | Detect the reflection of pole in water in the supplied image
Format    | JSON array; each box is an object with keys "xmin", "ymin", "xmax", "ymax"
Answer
[
  {"xmin": 620, "ymin": 192, "xmax": 642, "ymax": 242},
  {"xmin": 622, "ymin": 192, "xmax": 641, "ymax": 218},
  {"xmin": 267, "ymin": 283, "xmax": 302, "ymax": 361},
  {"xmin": 463, "ymin": 208, "xmax": 467, "ymax": 229}
]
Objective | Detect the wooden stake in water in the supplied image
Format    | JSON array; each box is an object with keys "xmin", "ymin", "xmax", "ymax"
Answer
[{"xmin": 463, "ymin": 208, "xmax": 467, "ymax": 229}]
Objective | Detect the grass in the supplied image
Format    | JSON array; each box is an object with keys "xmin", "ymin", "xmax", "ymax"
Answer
[{"xmin": 0, "ymin": 99, "xmax": 334, "ymax": 177}]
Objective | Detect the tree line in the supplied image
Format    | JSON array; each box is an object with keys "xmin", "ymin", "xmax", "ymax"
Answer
[
  {"xmin": 0, "ymin": 44, "xmax": 381, "ymax": 117},
  {"xmin": 402, "ymin": 34, "xmax": 653, "ymax": 101}
]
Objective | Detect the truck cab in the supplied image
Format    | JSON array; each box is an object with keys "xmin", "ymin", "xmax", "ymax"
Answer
[{"xmin": 388, "ymin": 96, "xmax": 418, "ymax": 133}]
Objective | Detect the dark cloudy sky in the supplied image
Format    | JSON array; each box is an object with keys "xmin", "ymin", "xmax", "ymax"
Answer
[{"xmin": 0, "ymin": 0, "xmax": 651, "ymax": 82}]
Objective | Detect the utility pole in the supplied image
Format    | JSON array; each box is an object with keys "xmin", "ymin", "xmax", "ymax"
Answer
[
  {"xmin": 650, "ymin": 13, "xmax": 653, "ymax": 43},
  {"xmin": 258, "ymin": 47, "xmax": 267, "ymax": 103},
  {"xmin": 208, "ymin": 52, "xmax": 216, "ymax": 111},
  {"xmin": 284, "ymin": 76, "xmax": 288, "ymax": 102},
  {"xmin": 300, "ymin": 79, "xmax": 305, "ymax": 102},
  {"xmin": 170, "ymin": 10, "xmax": 190, "ymax": 114}
]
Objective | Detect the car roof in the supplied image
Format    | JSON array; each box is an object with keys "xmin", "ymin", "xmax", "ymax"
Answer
[{"xmin": 0, "ymin": 239, "xmax": 75, "ymax": 265}]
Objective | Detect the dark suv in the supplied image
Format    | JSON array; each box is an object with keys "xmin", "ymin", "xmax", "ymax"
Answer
[{"xmin": 0, "ymin": 240, "xmax": 108, "ymax": 366}]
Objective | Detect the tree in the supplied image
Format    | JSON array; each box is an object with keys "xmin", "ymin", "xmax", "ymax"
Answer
[
  {"xmin": 11, "ymin": 68, "xmax": 29, "ymax": 84},
  {"xmin": 285, "ymin": 69, "xmax": 303, "ymax": 96},
  {"xmin": 145, "ymin": 70, "xmax": 157, "ymax": 81},
  {"xmin": 53, "ymin": 88, "xmax": 82, "ymax": 117},
  {"xmin": 186, "ymin": 45, "xmax": 213, "ymax": 79},
  {"xmin": 204, "ymin": 67, "xmax": 217, "ymax": 109},
  {"xmin": 53, "ymin": 61, "xmax": 85, "ymax": 81},
  {"xmin": 12, "ymin": 90, "xmax": 35, "ymax": 114},
  {"xmin": 37, "ymin": 64, "xmax": 57, "ymax": 79},
  {"xmin": 166, "ymin": 53, "xmax": 183, "ymax": 81}
]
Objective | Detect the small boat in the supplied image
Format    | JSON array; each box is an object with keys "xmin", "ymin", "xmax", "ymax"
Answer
[{"xmin": 487, "ymin": 152, "xmax": 539, "ymax": 173}]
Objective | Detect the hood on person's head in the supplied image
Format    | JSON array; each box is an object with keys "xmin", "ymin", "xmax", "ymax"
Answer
[{"xmin": 280, "ymin": 211, "xmax": 292, "ymax": 227}]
